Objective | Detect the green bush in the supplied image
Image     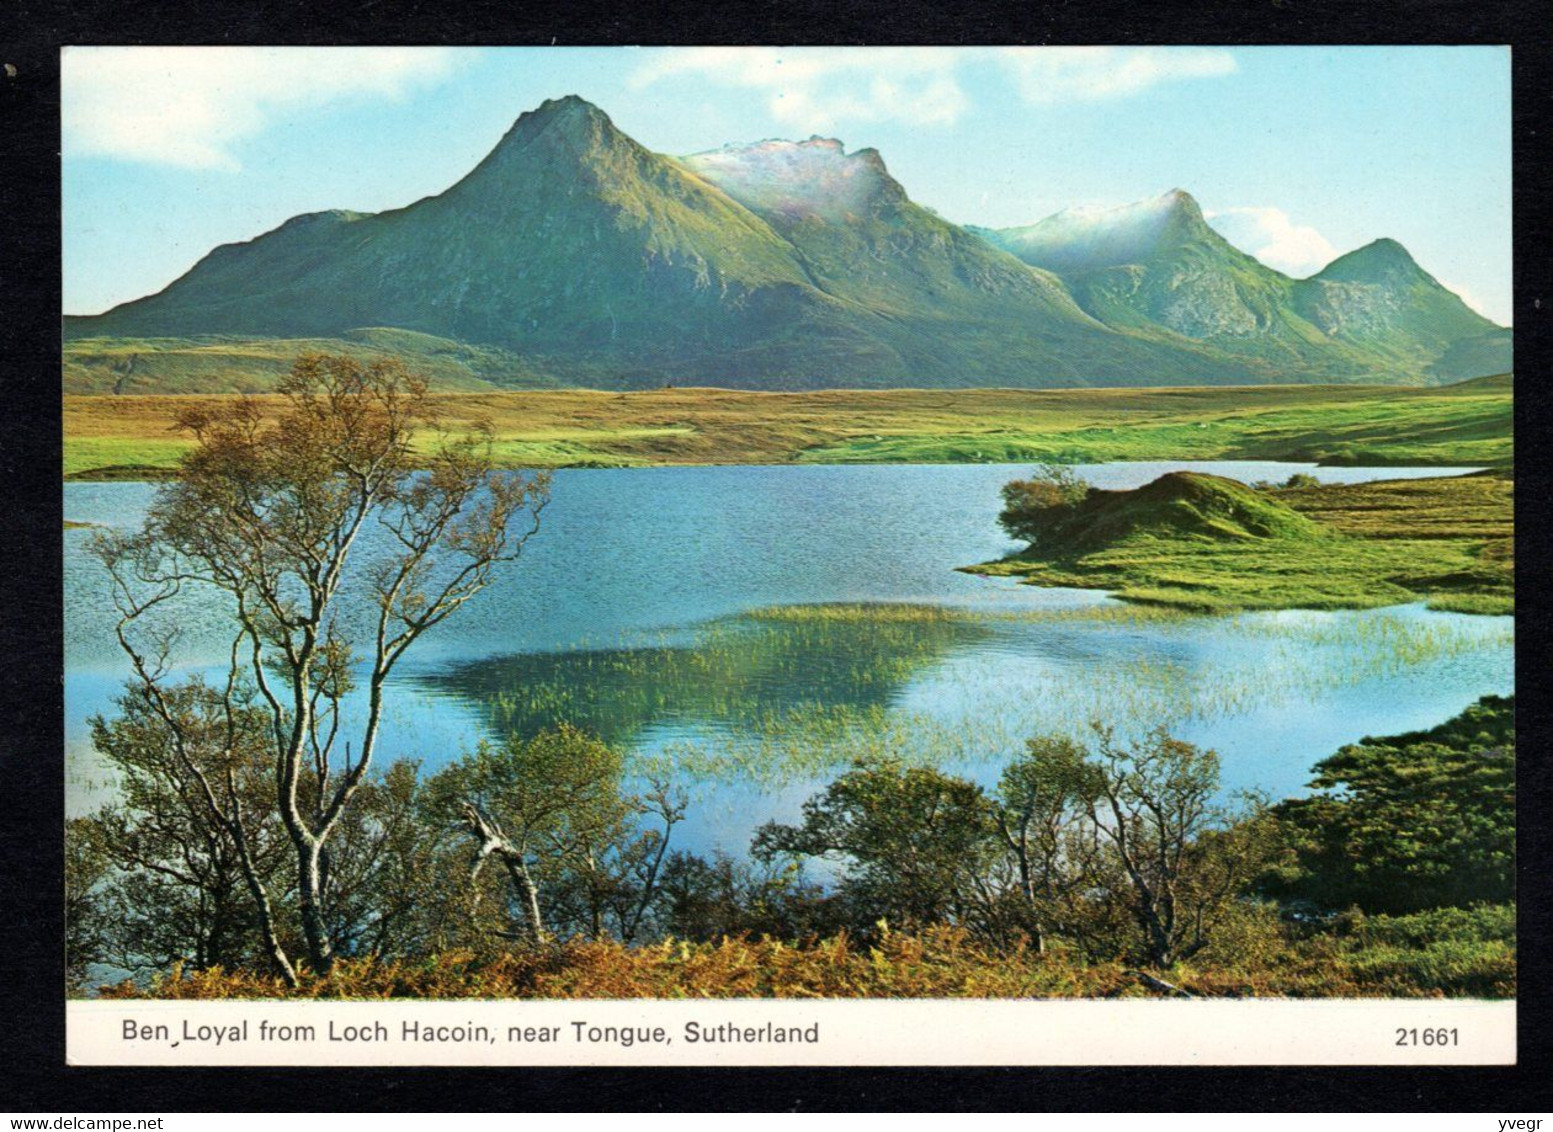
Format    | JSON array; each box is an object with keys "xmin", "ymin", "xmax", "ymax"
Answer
[{"xmin": 1270, "ymin": 696, "xmax": 1513, "ymax": 913}]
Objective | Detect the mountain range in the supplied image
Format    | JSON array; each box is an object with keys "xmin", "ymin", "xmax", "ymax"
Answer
[{"xmin": 64, "ymin": 95, "xmax": 1510, "ymax": 393}]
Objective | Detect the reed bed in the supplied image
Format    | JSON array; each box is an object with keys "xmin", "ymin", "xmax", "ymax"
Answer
[{"xmin": 418, "ymin": 601, "xmax": 1511, "ymax": 789}]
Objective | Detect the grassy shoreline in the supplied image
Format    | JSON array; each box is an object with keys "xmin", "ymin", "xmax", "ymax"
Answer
[
  {"xmin": 64, "ymin": 377, "xmax": 1511, "ymax": 480},
  {"xmin": 975, "ymin": 471, "xmax": 1513, "ymax": 615}
]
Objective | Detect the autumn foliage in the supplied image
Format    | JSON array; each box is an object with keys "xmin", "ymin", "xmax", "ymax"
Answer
[{"xmin": 99, "ymin": 903, "xmax": 1514, "ymax": 1002}]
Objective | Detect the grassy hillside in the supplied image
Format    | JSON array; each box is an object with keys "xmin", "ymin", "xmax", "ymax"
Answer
[
  {"xmin": 976, "ymin": 469, "xmax": 1512, "ymax": 614},
  {"xmin": 1017, "ymin": 471, "xmax": 1333, "ymax": 553},
  {"xmin": 62, "ymin": 329, "xmax": 557, "ymax": 395},
  {"xmin": 1295, "ymin": 239, "xmax": 1503, "ymax": 372},
  {"xmin": 63, "ymin": 379, "xmax": 1512, "ymax": 480},
  {"xmin": 66, "ymin": 98, "xmax": 1505, "ymax": 390},
  {"xmin": 1429, "ymin": 330, "xmax": 1515, "ymax": 383},
  {"xmin": 978, "ymin": 194, "xmax": 1507, "ymax": 386},
  {"xmin": 74, "ymin": 98, "xmax": 1213, "ymax": 392}
]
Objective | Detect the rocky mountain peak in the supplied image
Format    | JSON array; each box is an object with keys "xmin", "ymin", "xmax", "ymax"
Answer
[
  {"xmin": 65, "ymin": 95, "xmax": 1508, "ymax": 389},
  {"xmin": 471, "ymin": 95, "xmax": 630, "ymax": 170},
  {"xmin": 983, "ymin": 188, "xmax": 1215, "ymax": 274},
  {"xmin": 516, "ymin": 94, "xmax": 615, "ymax": 135},
  {"xmin": 680, "ymin": 136, "xmax": 905, "ymax": 222},
  {"xmin": 1314, "ymin": 238, "xmax": 1428, "ymax": 286}
]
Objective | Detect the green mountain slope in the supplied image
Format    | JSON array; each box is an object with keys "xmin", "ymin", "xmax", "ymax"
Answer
[
  {"xmin": 69, "ymin": 101, "xmax": 1247, "ymax": 390},
  {"xmin": 976, "ymin": 191, "xmax": 1507, "ymax": 384},
  {"xmin": 68, "ymin": 98, "xmax": 850, "ymax": 383},
  {"xmin": 61, "ymin": 329, "xmax": 552, "ymax": 394},
  {"xmin": 1428, "ymin": 332, "xmax": 1514, "ymax": 383},
  {"xmin": 678, "ymin": 141, "xmax": 1249, "ymax": 387},
  {"xmin": 1294, "ymin": 239, "xmax": 1505, "ymax": 375},
  {"xmin": 65, "ymin": 98, "xmax": 1507, "ymax": 392}
]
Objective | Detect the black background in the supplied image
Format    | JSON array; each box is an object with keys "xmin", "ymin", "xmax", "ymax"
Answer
[{"xmin": 2, "ymin": 0, "xmax": 1549, "ymax": 1111}]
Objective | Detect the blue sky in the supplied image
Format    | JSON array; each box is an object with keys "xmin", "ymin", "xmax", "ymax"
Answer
[{"xmin": 63, "ymin": 46, "xmax": 1512, "ymax": 324}]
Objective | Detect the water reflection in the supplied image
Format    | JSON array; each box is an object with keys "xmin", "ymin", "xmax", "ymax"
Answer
[
  {"xmin": 65, "ymin": 462, "xmax": 1513, "ymax": 857},
  {"xmin": 410, "ymin": 606, "xmax": 995, "ymax": 747}
]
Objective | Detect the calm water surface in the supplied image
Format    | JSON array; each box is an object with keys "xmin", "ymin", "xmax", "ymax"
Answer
[{"xmin": 64, "ymin": 462, "xmax": 1513, "ymax": 857}]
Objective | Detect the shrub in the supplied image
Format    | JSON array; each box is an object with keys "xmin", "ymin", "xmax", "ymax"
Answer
[
  {"xmin": 998, "ymin": 464, "xmax": 1091, "ymax": 546},
  {"xmin": 1270, "ymin": 696, "xmax": 1514, "ymax": 913},
  {"xmin": 94, "ymin": 909, "xmax": 1515, "ymax": 1000}
]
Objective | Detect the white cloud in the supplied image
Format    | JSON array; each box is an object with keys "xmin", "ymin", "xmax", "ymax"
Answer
[
  {"xmin": 629, "ymin": 47, "xmax": 970, "ymax": 129},
  {"xmin": 996, "ymin": 47, "xmax": 1237, "ymax": 104},
  {"xmin": 1206, "ymin": 206, "xmax": 1339, "ymax": 277},
  {"xmin": 628, "ymin": 46, "xmax": 1237, "ymax": 131},
  {"xmin": 62, "ymin": 46, "xmax": 460, "ymax": 170}
]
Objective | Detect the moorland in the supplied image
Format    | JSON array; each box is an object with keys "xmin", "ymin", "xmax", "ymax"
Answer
[{"xmin": 64, "ymin": 374, "xmax": 1511, "ymax": 480}]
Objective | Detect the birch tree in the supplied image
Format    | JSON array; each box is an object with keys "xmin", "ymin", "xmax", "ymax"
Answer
[
  {"xmin": 431, "ymin": 726, "xmax": 684, "ymax": 946},
  {"xmin": 993, "ymin": 736, "xmax": 1104, "ymax": 953},
  {"xmin": 1085, "ymin": 726, "xmax": 1276, "ymax": 968},
  {"xmin": 92, "ymin": 354, "xmax": 548, "ymax": 976}
]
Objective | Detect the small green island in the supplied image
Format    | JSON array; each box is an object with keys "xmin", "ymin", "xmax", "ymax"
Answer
[{"xmin": 972, "ymin": 466, "xmax": 1512, "ymax": 614}]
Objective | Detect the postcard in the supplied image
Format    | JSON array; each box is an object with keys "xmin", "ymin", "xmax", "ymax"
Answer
[{"xmin": 60, "ymin": 45, "xmax": 1514, "ymax": 1067}]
